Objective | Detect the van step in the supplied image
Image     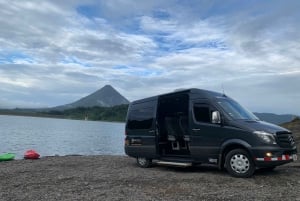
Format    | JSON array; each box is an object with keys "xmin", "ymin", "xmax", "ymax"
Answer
[{"xmin": 156, "ymin": 161, "xmax": 192, "ymax": 167}]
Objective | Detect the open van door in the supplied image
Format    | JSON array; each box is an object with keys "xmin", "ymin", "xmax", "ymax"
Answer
[{"xmin": 125, "ymin": 99, "xmax": 158, "ymax": 159}]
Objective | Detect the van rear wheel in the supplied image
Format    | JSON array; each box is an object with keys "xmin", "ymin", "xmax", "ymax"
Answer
[
  {"xmin": 136, "ymin": 157, "xmax": 152, "ymax": 168},
  {"xmin": 225, "ymin": 149, "xmax": 255, "ymax": 178}
]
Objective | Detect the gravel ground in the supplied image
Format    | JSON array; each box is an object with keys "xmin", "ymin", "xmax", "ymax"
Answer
[{"xmin": 0, "ymin": 155, "xmax": 299, "ymax": 201}]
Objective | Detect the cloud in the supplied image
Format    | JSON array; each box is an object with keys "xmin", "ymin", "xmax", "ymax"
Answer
[{"xmin": 0, "ymin": 1, "xmax": 299, "ymax": 115}]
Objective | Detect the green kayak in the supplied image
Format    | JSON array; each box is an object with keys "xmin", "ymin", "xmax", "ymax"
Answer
[{"xmin": 0, "ymin": 153, "xmax": 15, "ymax": 161}]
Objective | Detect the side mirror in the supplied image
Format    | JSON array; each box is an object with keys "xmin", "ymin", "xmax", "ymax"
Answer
[{"xmin": 212, "ymin": 111, "xmax": 221, "ymax": 124}]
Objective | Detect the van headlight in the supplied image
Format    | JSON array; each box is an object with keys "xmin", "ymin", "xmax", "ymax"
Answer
[{"xmin": 254, "ymin": 131, "xmax": 277, "ymax": 144}]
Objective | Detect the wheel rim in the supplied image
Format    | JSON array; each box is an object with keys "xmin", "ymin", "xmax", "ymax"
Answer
[
  {"xmin": 138, "ymin": 157, "xmax": 147, "ymax": 166},
  {"xmin": 230, "ymin": 154, "xmax": 250, "ymax": 174}
]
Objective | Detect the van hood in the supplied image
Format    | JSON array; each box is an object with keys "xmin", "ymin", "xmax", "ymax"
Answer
[{"xmin": 230, "ymin": 120, "xmax": 290, "ymax": 134}]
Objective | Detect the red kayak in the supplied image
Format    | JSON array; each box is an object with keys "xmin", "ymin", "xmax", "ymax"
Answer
[{"xmin": 24, "ymin": 150, "xmax": 40, "ymax": 159}]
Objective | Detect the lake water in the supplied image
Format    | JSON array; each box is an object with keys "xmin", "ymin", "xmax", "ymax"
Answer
[{"xmin": 0, "ymin": 115, "xmax": 125, "ymax": 159}]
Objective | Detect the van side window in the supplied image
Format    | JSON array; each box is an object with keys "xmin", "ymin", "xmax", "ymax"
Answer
[
  {"xmin": 127, "ymin": 108, "xmax": 154, "ymax": 129},
  {"xmin": 193, "ymin": 104, "xmax": 210, "ymax": 123}
]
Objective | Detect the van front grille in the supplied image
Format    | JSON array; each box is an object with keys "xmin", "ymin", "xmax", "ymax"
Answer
[{"xmin": 276, "ymin": 131, "xmax": 296, "ymax": 148}]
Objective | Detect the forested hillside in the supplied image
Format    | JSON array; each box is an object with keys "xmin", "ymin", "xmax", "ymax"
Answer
[{"xmin": 43, "ymin": 104, "xmax": 129, "ymax": 122}]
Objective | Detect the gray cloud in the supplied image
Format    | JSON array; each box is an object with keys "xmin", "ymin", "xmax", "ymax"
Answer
[
  {"xmin": 221, "ymin": 72, "xmax": 300, "ymax": 114},
  {"xmin": 0, "ymin": 1, "xmax": 299, "ymax": 115}
]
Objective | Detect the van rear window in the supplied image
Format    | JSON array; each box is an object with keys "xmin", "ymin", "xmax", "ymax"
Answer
[{"xmin": 127, "ymin": 108, "xmax": 154, "ymax": 130}]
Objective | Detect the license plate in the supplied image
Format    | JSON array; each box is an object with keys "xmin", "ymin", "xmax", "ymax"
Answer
[{"xmin": 292, "ymin": 154, "xmax": 298, "ymax": 161}]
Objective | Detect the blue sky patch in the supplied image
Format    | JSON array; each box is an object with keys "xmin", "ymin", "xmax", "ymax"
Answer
[
  {"xmin": 0, "ymin": 51, "xmax": 34, "ymax": 64},
  {"xmin": 119, "ymin": 18, "xmax": 143, "ymax": 34},
  {"xmin": 61, "ymin": 56, "xmax": 91, "ymax": 67},
  {"xmin": 152, "ymin": 10, "xmax": 171, "ymax": 20},
  {"xmin": 197, "ymin": 40, "xmax": 228, "ymax": 50},
  {"xmin": 76, "ymin": 5, "xmax": 100, "ymax": 19},
  {"xmin": 129, "ymin": 68, "xmax": 163, "ymax": 77},
  {"xmin": 151, "ymin": 34, "xmax": 228, "ymax": 53},
  {"xmin": 113, "ymin": 64, "xmax": 162, "ymax": 77},
  {"xmin": 113, "ymin": 65, "xmax": 129, "ymax": 70}
]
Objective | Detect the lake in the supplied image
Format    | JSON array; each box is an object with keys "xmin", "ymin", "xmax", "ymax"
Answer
[{"xmin": 0, "ymin": 115, "xmax": 125, "ymax": 159}]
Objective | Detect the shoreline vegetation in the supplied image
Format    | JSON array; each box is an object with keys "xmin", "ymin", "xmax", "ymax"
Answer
[
  {"xmin": 0, "ymin": 105, "xmax": 299, "ymax": 124},
  {"xmin": 0, "ymin": 104, "xmax": 129, "ymax": 122}
]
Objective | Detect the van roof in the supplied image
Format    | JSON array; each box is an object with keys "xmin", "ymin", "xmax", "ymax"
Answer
[{"xmin": 131, "ymin": 88, "xmax": 224, "ymax": 104}]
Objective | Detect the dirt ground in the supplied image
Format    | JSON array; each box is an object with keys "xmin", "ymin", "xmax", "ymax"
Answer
[{"xmin": 0, "ymin": 155, "xmax": 299, "ymax": 201}]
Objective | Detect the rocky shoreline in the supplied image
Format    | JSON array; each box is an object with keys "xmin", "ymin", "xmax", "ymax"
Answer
[{"xmin": 0, "ymin": 155, "xmax": 299, "ymax": 201}]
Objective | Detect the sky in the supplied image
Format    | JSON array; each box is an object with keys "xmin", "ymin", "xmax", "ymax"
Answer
[{"xmin": 0, "ymin": 0, "xmax": 299, "ymax": 115}]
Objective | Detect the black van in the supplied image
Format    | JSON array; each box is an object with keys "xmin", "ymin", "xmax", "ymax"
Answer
[{"xmin": 124, "ymin": 88, "xmax": 297, "ymax": 177}]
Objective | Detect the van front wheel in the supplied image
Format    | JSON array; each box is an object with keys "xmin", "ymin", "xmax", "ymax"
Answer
[
  {"xmin": 136, "ymin": 157, "xmax": 152, "ymax": 168},
  {"xmin": 225, "ymin": 149, "xmax": 255, "ymax": 178}
]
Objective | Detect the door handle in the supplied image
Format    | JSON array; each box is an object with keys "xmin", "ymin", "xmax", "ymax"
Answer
[
  {"xmin": 192, "ymin": 128, "xmax": 201, "ymax": 131},
  {"xmin": 149, "ymin": 130, "xmax": 155, "ymax": 133}
]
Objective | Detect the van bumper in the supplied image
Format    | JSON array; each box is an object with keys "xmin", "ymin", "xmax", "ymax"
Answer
[{"xmin": 250, "ymin": 146, "xmax": 297, "ymax": 168}]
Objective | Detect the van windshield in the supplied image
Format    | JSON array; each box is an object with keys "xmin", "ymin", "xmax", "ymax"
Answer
[{"xmin": 216, "ymin": 98, "xmax": 259, "ymax": 120}]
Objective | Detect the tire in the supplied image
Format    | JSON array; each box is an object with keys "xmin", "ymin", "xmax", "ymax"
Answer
[
  {"xmin": 225, "ymin": 149, "xmax": 255, "ymax": 178},
  {"xmin": 136, "ymin": 157, "xmax": 152, "ymax": 168}
]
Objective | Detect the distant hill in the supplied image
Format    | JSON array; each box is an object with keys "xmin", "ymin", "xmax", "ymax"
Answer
[
  {"xmin": 52, "ymin": 85, "xmax": 129, "ymax": 111},
  {"xmin": 254, "ymin": 112, "xmax": 297, "ymax": 125}
]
